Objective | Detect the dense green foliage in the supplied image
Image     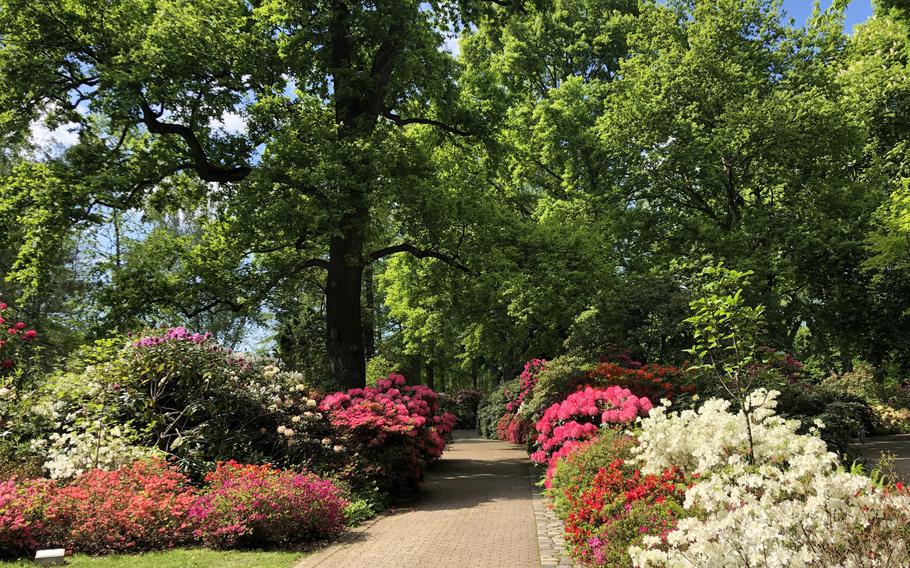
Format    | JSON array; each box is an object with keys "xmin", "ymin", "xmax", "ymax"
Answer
[{"xmin": 0, "ymin": 0, "xmax": 909, "ymax": 393}]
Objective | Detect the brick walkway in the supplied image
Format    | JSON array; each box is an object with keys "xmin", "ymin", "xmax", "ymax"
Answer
[{"xmin": 297, "ymin": 430, "xmax": 539, "ymax": 568}]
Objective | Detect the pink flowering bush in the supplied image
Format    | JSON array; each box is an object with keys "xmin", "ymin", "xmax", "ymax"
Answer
[
  {"xmin": 320, "ymin": 374, "xmax": 456, "ymax": 493},
  {"xmin": 190, "ymin": 461, "xmax": 347, "ymax": 549},
  {"xmin": 1, "ymin": 460, "xmax": 196, "ymax": 557},
  {"xmin": 43, "ymin": 460, "xmax": 197, "ymax": 554},
  {"xmin": 0, "ymin": 478, "xmax": 52, "ymax": 558},
  {"xmin": 506, "ymin": 359, "xmax": 547, "ymax": 412},
  {"xmin": 531, "ymin": 386, "xmax": 653, "ymax": 486},
  {"xmin": 495, "ymin": 412, "xmax": 531, "ymax": 444},
  {"xmin": 0, "ymin": 301, "xmax": 37, "ymax": 377}
]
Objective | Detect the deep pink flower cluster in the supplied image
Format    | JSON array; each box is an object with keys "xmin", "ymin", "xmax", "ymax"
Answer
[
  {"xmin": 132, "ymin": 327, "xmax": 211, "ymax": 348},
  {"xmin": 0, "ymin": 478, "xmax": 51, "ymax": 558},
  {"xmin": 189, "ymin": 461, "xmax": 347, "ymax": 549},
  {"xmin": 0, "ymin": 302, "xmax": 37, "ymax": 373},
  {"xmin": 320, "ymin": 374, "xmax": 456, "ymax": 489},
  {"xmin": 531, "ymin": 386, "xmax": 653, "ymax": 486},
  {"xmin": 506, "ymin": 359, "xmax": 547, "ymax": 412}
]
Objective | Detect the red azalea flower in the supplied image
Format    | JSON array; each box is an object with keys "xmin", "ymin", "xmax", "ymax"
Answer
[{"xmin": 13, "ymin": 322, "xmax": 25, "ymax": 330}]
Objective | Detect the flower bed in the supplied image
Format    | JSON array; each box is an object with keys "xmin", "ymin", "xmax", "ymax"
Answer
[
  {"xmin": 190, "ymin": 461, "xmax": 347, "ymax": 549},
  {"xmin": 537, "ymin": 387, "xmax": 910, "ymax": 568},
  {"xmin": 0, "ymin": 459, "xmax": 348, "ymax": 558}
]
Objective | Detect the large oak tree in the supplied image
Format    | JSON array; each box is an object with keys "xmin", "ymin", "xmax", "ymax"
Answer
[{"xmin": 0, "ymin": 0, "xmax": 489, "ymax": 388}]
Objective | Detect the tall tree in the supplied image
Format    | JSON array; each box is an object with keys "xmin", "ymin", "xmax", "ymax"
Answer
[{"xmin": 0, "ymin": 0, "xmax": 485, "ymax": 388}]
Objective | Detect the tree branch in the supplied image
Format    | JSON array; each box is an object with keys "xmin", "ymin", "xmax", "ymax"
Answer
[
  {"xmin": 382, "ymin": 111, "xmax": 472, "ymax": 137},
  {"xmin": 139, "ymin": 100, "xmax": 250, "ymax": 183},
  {"xmin": 370, "ymin": 243, "xmax": 469, "ymax": 271}
]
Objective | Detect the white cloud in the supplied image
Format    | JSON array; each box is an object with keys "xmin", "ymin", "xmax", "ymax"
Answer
[
  {"xmin": 210, "ymin": 110, "xmax": 248, "ymax": 135},
  {"xmin": 29, "ymin": 119, "xmax": 80, "ymax": 158}
]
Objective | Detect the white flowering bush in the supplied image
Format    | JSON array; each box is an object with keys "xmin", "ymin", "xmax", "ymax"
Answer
[
  {"xmin": 629, "ymin": 391, "xmax": 910, "ymax": 567},
  {"xmin": 633, "ymin": 390, "xmax": 831, "ymax": 476},
  {"xmin": 36, "ymin": 424, "xmax": 159, "ymax": 480}
]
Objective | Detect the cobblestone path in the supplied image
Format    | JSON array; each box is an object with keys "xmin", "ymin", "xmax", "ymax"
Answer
[{"xmin": 297, "ymin": 430, "xmax": 540, "ymax": 568}]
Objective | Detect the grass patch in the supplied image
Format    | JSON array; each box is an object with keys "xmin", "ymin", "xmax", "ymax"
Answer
[{"xmin": 0, "ymin": 548, "xmax": 307, "ymax": 567}]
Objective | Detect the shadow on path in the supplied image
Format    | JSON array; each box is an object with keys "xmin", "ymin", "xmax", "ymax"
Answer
[{"xmin": 296, "ymin": 430, "xmax": 539, "ymax": 568}]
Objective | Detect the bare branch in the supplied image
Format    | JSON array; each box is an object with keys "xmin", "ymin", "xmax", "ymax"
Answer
[
  {"xmin": 139, "ymin": 100, "xmax": 250, "ymax": 183},
  {"xmin": 370, "ymin": 243, "xmax": 470, "ymax": 272},
  {"xmin": 382, "ymin": 111, "xmax": 472, "ymax": 137}
]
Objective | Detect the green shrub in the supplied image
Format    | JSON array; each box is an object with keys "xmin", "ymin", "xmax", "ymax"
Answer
[
  {"xmin": 477, "ymin": 379, "xmax": 519, "ymax": 439},
  {"xmin": 24, "ymin": 330, "xmax": 309, "ymax": 480},
  {"xmin": 365, "ymin": 355, "xmax": 397, "ymax": 387}
]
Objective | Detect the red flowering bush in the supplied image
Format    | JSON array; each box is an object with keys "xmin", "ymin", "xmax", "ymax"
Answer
[
  {"xmin": 0, "ymin": 302, "xmax": 37, "ymax": 377},
  {"xmin": 0, "ymin": 478, "xmax": 52, "ymax": 558},
  {"xmin": 495, "ymin": 412, "xmax": 531, "ymax": 444},
  {"xmin": 587, "ymin": 362, "xmax": 693, "ymax": 403},
  {"xmin": 319, "ymin": 374, "xmax": 456, "ymax": 493},
  {"xmin": 189, "ymin": 461, "xmax": 347, "ymax": 549},
  {"xmin": 546, "ymin": 432, "xmax": 638, "ymax": 518},
  {"xmin": 531, "ymin": 386, "xmax": 652, "ymax": 486},
  {"xmin": 43, "ymin": 460, "xmax": 197, "ymax": 554},
  {"xmin": 563, "ymin": 458, "xmax": 690, "ymax": 567}
]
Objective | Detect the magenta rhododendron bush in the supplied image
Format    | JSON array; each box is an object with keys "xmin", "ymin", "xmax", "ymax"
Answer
[
  {"xmin": 506, "ymin": 358, "xmax": 547, "ymax": 412},
  {"xmin": 531, "ymin": 385, "xmax": 653, "ymax": 486},
  {"xmin": 190, "ymin": 461, "xmax": 347, "ymax": 549},
  {"xmin": 0, "ymin": 478, "xmax": 51, "ymax": 558},
  {"xmin": 320, "ymin": 374, "xmax": 456, "ymax": 491}
]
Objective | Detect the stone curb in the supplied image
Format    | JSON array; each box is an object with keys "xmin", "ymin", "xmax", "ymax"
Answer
[{"xmin": 530, "ymin": 464, "xmax": 575, "ymax": 568}]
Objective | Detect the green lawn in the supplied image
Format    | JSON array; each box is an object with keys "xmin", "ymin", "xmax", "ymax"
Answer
[{"xmin": 0, "ymin": 548, "xmax": 307, "ymax": 567}]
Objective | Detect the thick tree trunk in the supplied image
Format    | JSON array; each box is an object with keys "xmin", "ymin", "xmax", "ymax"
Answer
[{"xmin": 326, "ymin": 233, "xmax": 366, "ymax": 390}]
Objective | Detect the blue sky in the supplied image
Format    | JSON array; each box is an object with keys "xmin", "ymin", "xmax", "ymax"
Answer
[{"xmin": 782, "ymin": 0, "xmax": 873, "ymax": 30}]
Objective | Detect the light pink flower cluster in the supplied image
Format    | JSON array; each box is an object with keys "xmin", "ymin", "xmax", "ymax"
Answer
[{"xmin": 531, "ymin": 386, "xmax": 653, "ymax": 486}]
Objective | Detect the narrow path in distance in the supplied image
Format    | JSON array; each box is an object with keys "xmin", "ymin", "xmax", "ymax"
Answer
[
  {"xmin": 297, "ymin": 430, "xmax": 540, "ymax": 568},
  {"xmin": 854, "ymin": 434, "xmax": 910, "ymax": 481}
]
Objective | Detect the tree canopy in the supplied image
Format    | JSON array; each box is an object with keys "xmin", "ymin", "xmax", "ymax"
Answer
[{"xmin": 2, "ymin": 0, "xmax": 909, "ymax": 389}]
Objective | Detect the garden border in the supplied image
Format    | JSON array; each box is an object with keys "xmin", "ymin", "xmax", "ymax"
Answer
[{"xmin": 531, "ymin": 464, "xmax": 575, "ymax": 568}]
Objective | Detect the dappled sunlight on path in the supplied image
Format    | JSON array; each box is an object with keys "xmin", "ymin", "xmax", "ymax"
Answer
[{"xmin": 296, "ymin": 430, "xmax": 539, "ymax": 568}]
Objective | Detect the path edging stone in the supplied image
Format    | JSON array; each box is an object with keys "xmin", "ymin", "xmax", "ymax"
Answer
[{"xmin": 531, "ymin": 464, "xmax": 575, "ymax": 568}]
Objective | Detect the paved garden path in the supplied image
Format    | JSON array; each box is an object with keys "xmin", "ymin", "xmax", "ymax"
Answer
[
  {"xmin": 297, "ymin": 430, "xmax": 540, "ymax": 568},
  {"xmin": 854, "ymin": 434, "xmax": 910, "ymax": 481}
]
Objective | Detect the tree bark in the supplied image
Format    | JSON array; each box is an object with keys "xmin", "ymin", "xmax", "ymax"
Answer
[
  {"xmin": 425, "ymin": 361, "xmax": 435, "ymax": 390},
  {"xmin": 326, "ymin": 233, "xmax": 366, "ymax": 390}
]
